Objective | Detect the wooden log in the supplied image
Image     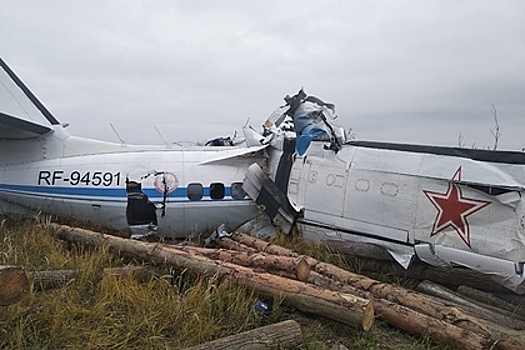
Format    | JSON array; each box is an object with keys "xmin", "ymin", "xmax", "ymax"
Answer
[
  {"xmin": 233, "ymin": 232, "xmax": 508, "ymax": 293},
  {"xmin": 31, "ymin": 266, "xmax": 153, "ymax": 291},
  {"xmin": 230, "ymin": 232, "xmax": 525, "ymax": 349},
  {"xmin": 322, "ymin": 240, "xmax": 395, "ymax": 261},
  {"xmin": 185, "ymin": 319, "xmax": 302, "ymax": 350},
  {"xmin": 353, "ymin": 258, "xmax": 509, "ymax": 293},
  {"xmin": 321, "ymin": 239, "xmax": 511, "ymax": 293},
  {"xmin": 230, "ymin": 265, "xmax": 375, "ymax": 331},
  {"xmin": 213, "ymin": 237, "xmax": 258, "ymax": 253},
  {"xmin": 179, "ymin": 246, "xmax": 310, "ymax": 281},
  {"xmin": 231, "ymin": 232, "xmax": 299, "ymax": 258},
  {"xmin": 0, "ymin": 265, "xmax": 30, "ymax": 305},
  {"xmin": 493, "ymin": 292, "xmax": 525, "ymax": 306},
  {"xmin": 374, "ymin": 298, "xmax": 492, "ymax": 350},
  {"xmin": 47, "ymin": 224, "xmax": 374, "ymax": 331},
  {"xmin": 416, "ymin": 280, "xmax": 525, "ymax": 330},
  {"xmin": 302, "ymin": 270, "xmax": 505, "ymax": 349},
  {"xmin": 457, "ymin": 285, "xmax": 525, "ymax": 320}
]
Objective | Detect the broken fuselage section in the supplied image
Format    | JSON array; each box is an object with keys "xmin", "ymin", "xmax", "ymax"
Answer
[{"xmin": 249, "ymin": 89, "xmax": 525, "ymax": 293}]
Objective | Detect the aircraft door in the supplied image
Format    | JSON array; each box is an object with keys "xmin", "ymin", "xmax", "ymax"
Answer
[
  {"xmin": 125, "ymin": 179, "xmax": 158, "ymax": 230},
  {"xmin": 287, "ymin": 156, "xmax": 307, "ymax": 209},
  {"xmin": 125, "ymin": 169, "xmax": 182, "ymax": 239},
  {"xmin": 303, "ymin": 155, "xmax": 348, "ymax": 219}
]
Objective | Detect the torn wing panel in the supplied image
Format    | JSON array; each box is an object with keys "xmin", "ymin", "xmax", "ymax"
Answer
[
  {"xmin": 415, "ymin": 243, "xmax": 525, "ymax": 293},
  {"xmin": 243, "ymin": 163, "xmax": 300, "ymax": 233},
  {"xmin": 296, "ymin": 220, "xmax": 415, "ymax": 269}
]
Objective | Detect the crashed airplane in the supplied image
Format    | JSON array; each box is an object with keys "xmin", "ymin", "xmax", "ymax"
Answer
[{"xmin": 1, "ymin": 58, "xmax": 524, "ymax": 293}]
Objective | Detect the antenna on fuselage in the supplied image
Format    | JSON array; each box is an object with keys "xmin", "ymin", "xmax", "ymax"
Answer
[
  {"xmin": 154, "ymin": 125, "xmax": 170, "ymax": 148},
  {"xmin": 110, "ymin": 123, "xmax": 126, "ymax": 144}
]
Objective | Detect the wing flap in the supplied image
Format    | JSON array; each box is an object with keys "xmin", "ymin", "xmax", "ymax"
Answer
[
  {"xmin": 199, "ymin": 144, "xmax": 268, "ymax": 165},
  {"xmin": 0, "ymin": 111, "xmax": 52, "ymax": 139}
]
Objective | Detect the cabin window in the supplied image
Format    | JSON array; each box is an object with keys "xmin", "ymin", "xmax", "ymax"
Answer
[
  {"xmin": 187, "ymin": 183, "xmax": 203, "ymax": 201},
  {"xmin": 231, "ymin": 182, "xmax": 245, "ymax": 200},
  {"xmin": 210, "ymin": 182, "xmax": 225, "ymax": 200}
]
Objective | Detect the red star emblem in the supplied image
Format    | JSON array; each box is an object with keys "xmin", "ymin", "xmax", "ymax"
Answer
[{"xmin": 423, "ymin": 167, "xmax": 491, "ymax": 248}]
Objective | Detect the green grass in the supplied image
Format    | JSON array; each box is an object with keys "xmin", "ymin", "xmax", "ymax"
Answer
[{"xmin": 1, "ymin": 218, "xmax": 450, "ymax": 349}]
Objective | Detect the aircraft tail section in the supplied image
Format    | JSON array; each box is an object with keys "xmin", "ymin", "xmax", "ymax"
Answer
[{"xmin": 0, "ymin": 58, "xmax": 59, "ymax": 140}]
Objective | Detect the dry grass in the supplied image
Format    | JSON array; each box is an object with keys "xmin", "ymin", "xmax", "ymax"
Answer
[{"xmin": 1, "ymin": 218, "xmax": 450, "ymax": 349}]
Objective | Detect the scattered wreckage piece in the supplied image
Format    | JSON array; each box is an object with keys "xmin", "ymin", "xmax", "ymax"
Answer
[
  {"xmin": 0, "ymin": 265, "xmax": 29, "ymax": 305},
  {"xmin": 47, "ymin": 223, "xmax": 375, "ymax": 331},
  {"xmin": 243, "ymin": 163, "xmax": 299, "ymax": 234},
  {"xmin": 184, "ymin": 319, "xmax": 302, "ymax": 350}
]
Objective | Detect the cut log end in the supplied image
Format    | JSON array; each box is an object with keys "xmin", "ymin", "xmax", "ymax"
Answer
[
  {"xmin": 295, "ymin": 258, "xmax": 310, "ymax": 282},
  {"xmin": 0, "ymin": 266, "xmax": 30, "ymax": 306},
  {"xmin": 362, "ymin": 300, "xmax": 375, "ymax": 331}
]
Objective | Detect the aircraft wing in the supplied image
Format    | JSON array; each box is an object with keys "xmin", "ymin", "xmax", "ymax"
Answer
[
  {"xmin": 0, "ymin": 112, "xmax": 52, "ymax": 139},
  {"xmin": 199, "ymin": 144, "xmax": 268, "ymax": 165},
  {"xmin": 0, "ymin": 58, "xmax": 58, "ymax": 139}
]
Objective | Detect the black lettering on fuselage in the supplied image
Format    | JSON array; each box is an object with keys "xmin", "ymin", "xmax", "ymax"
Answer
[
  {"xmin": 51, "ymin": 171, "xmax": 64, "ymax": 185},
  {"xmin": 38, "ymin": 171, "xmax": 51, "ymax": 185},
  {"xmin": 38, "ymin": 170, "xmax": 64, "ymax": 185}
]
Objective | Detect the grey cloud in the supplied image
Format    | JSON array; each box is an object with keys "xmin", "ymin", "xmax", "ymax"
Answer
[{"xmin": 1, "ymin": 0, "xmax": 524, "ymax": 150}]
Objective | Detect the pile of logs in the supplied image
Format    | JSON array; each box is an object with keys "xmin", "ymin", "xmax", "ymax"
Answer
[{"xmin": 2, "ymin": 223, "xmax": 525, "ymax": 350}]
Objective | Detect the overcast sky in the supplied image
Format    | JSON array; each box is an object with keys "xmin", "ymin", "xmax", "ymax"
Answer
[{"xmin": 2, "ymin": 1, "xmax": 524, "ymax": 150}]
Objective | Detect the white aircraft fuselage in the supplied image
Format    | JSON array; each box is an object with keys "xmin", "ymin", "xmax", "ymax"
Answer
[
  {"xmin": 1, "ymin": 57, "xmax": 525, "ymax": 293},
  {"xmin": 0, "ymin": 127, "xmax": 265, "ymax": 238}
]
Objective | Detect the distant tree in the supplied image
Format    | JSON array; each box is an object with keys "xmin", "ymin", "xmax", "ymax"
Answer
[
  {"xmin": 459, "ymin": 104, "xmax": 502, "ymax": 150},
  {"xmin": 346, "ymin": 127, "xmax": 356, "ymax": 141},
  {"xmin": 458, "ymin": 131, "xmax": 466, "ymax": 148},
  {"xmin": 489, "ymin": 104, "xmax": 501, "ymax": 150}
]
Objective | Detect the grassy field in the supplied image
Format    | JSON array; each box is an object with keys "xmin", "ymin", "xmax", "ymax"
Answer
[{"xmin": 0, "ymin": 218, "xmax": 450, "ymax": 349}]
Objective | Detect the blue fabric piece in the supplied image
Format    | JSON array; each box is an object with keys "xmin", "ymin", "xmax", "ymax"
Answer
[{"xmin": 296, "ymin": 128, "xmax": 326, "ymax": 155}]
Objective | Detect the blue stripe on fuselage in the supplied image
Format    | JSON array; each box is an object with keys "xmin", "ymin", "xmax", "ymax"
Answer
[{"xmin": 0, "ymin": 184, "xmax": 244, "ymax": 203}]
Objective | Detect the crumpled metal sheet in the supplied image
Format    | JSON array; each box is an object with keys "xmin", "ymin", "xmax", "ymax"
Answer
[{"xmin": 415, "ymin": 243, "xmax": 525, "ymax": 294}]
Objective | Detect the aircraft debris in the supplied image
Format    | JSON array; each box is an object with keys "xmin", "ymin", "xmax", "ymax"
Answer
[{"xmin": 1, "ymin": 57, "xmax": 525, "ymax": 294}]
